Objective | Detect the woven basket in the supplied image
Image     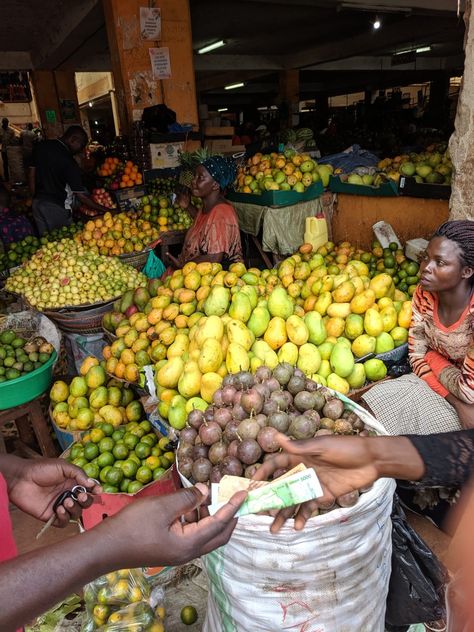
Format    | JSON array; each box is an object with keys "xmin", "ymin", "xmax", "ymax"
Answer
[
  {"xmin": 42, "ymin": 299, "xmax": 116, "ymax": 335},
  {"xmin": 118, "ymin": 247, "xmax": 152, "ymax": 270},
  {"xmin": 102, "ymin": 327, "xmax": 118, "ymax": 343}
]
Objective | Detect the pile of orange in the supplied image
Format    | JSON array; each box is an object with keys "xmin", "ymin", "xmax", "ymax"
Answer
[
  {"xmin": 120, "ymin": 161, "xmax": 143, "ymax": 188},
  {"xmin": 97, "ymin": 157, "xmax": 120, "ymax": 177}
]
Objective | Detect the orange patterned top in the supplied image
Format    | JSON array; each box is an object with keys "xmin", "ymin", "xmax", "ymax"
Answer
[
  {"xmin": 409, "ymin": 285, "xmax": 474, "ymax": 403},
  {"xmin": 179, "ymin": 202, "xmax": 243, "ymax": 267}
]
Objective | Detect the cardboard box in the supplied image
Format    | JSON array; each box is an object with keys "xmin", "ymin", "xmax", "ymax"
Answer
[
  {"xmin": 149, "ymin": 142, "xmax": 184, "ymax": 169},
  {"xmin": 227, "ymin": 180, "xmax": 324, "ymax": 208},
  {"xmin": 203, "ymin": 125, "xmax": 235, "ymax": 137}
]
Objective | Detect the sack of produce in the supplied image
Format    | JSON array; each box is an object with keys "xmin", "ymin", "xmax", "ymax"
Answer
[
  {"xmin": 82, "ymin": 567, "xmax": 165, "ymax": 631},
  {"xmin": 176, "ymin": 364, "xmax": 396, "ymax": 632}
]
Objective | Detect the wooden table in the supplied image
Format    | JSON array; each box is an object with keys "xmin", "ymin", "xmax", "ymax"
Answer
[{"xmin": 0, "ymin": 398, "xmax": 57, "ymax": 458}]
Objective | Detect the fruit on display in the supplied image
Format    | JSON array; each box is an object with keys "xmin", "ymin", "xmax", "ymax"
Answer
[
  {"xmin": 177, "ymin": 363, "xmax": 372, "ymax": 509},
  {"xmin": 75, "ymin": 212, "xmax": 160, "ymax": 256},
  {"xmin": 50, "ymin": 356, "xmax": 144, "ymax": 432},
  {"xmin": 91, "ymin": 188, "xmax": 117, "ymax": 210},
  {"xmin": 378, "ymin": 146, "xmax": 452, "ymax": 185},
  {"xmin": 97, "ymin": 157, "xmax": 143, "ymax": 190},
  {"xmin": 5, "ymin": 239, "xmax": 147, "ymax": 309},
  {"xmin": 0, "ymin": 223, "xmax": 83, "ymax": 272},
  {"xmin": 181, "ymin": 606, "xmax": 198, "ymax": 625},
  {"xmin": 281, "ymin": 127, "xmax": 317, "ymax": 151},
  {"xmin": 83, "ymin": 568, "xmax": 165, "ymax": 631},
  {"xmin": 235, "ymin": 150, "xmax": 333, "ymax": 194},
  {"xmin": 67, "ymin": 420, "xmax": 174, "ymax": 493},
  {"xmin": 334, "ymin": 166, "xmax": 383, "ymax": 187},
  {"xmin": 0, "ymin": 331, "xmax": 54, "ymax": 382},
  {"xmin": 101, "ymin": 245, "xmax": 412, "ymax": 410},
  {"xmin": 322, "ymin": 240, "xmax": 421, "ymax": 296},
  {"xmin": 138, "ymin": 195, "xmax": 193, "ymax": 232},
  {"xmin": 146, "ymin": 175, "xmax": 176, "ymax": 198}
]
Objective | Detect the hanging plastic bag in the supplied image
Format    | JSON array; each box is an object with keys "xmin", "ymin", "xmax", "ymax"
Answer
[
  {"xmin": 143, "ymin": 250, "xmax": 166, "ymax": 279},
  {"xmin": 82, "ymin": 568, "xmax": 165, "ymax": 631},
  {"xmin": 385, "ymin": 497, "xmax": 448, "ymax": 627}
]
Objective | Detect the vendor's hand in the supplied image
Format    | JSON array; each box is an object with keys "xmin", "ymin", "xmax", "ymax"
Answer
[
  {"xmin": 8, "ymin": 458, "xmax": 101, "ymax": 527},
  {"xmin": 108, "ymin": 484, "xmax": 247, "ymax": 567},
  {"xmin": 253, "ymin": 433, "xmax": 379, "ymax": 532},
  {"xmin": 176, "ymin": 188, "xmax": 191, "ymax": 210},
  {"xmin": 449, "ymin": 397, "xmax": 474, "ymax": 429}
]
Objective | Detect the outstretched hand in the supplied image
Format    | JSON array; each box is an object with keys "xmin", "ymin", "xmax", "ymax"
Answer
[{"xmin": 7, "ymin": 458, "xmax": 100, "ymax": 527}]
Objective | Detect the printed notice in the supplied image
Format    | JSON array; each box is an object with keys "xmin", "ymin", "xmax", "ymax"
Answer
[
  {"xmin": 149, "ymin": 47, "xmax": 171, "ymax": 79},
  {"xmin": 140, "ymin": 7, "xmax": 161, "ymax": 40}
]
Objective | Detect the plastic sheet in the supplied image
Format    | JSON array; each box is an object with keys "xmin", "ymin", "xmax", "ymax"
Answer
[{"xmin": 321, "ymin": 144, "xmax": 380, "ymax": 171}]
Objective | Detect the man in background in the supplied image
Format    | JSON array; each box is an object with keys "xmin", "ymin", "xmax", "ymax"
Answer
[
  {"xmin": 20, "ymin": 122, "xmax": 37, "ymax": 168},
  {"xmin": 1, "ymin": 118, "xmax": 15, "ymax": 181}
]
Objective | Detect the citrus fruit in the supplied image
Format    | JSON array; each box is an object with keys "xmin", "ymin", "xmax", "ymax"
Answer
[
  {"xmin": 127, "ymin": 480, "xmax": 143, "ymax": 494},
  {"xmin": 136, "ymin": 466, "xmax": 153, "ymax": 484},
  {"xmin": 124, "ymin": 433, "xmax": 139, "ymax": 450},
  {"xmin": 101, "ymin": 422, "xmax": 114, "ymax": 437},
  {"xmin": 90, "ymin": 428, "xmax": 105, "ymax": 443},
  {"xmin": 122, "ymin": 459, "xmax": 138, "ymax": 478},
  {"xmin": 99, "ymin": 465, "xmax": 112, "ymax": 483},
  {"xmin": 120, "ymin": 478, "xmax": 131, "ymax": 492},
  {"xmin": 139, "ymin": 420, "xmax": 152, "ymax": 432},
  {"xmin": 84, "ymin": 442, "xmax": 99, "ymax": 461},
  {"xmin": 113, "ymin": 443, "xmax": 129, "ymax": 460},
  {"xmin": 145, "ymin": 455, "xmax": 161, "ymax": 470},
  {"xmin": 98, "ymin": 452, "xmax": 115, "ymax": 469},
  {"xmin": 135, "ymin": 442, "xmax": 151, "ymax": 459},
  {"xmin": 141, "ymin": 433, "xmax": 157, "ymax": 447},
  {"xmin": 106, "ymin": 467, "xmax": 124, "ymax": 486},
  {"xmin": 83, "ymin": 462, "xmax": 100, "ymax": 479},
  {"xmin": 102, "ymin": 484, "xmax": 119, "ymax": 493},
  {"xmin": 99, "ymin": 437, "xmax": 115, "ymax": 453},
  {"xmin": 158, "ymin": 437, "xmax": 170, "ymax": 451},
  {"xmin": 153, "ymin": 467, "xmax": 166, "ymax": 480},
  {"xmin": 181, "ymin": 605, "xmax": 198, "ymax": 625}
]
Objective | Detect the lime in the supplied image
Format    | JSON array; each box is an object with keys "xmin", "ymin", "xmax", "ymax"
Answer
[
  {"xmin": 120, "ymin": 478, "xmax": 131, "ymax": 493},
  {"xmin": 113, "ymin": 443, "xmax": 129, "ymax": 460},
  {"xmin": 123, "ymin": 433, "xmax": 139, "ymax": 450},
  {"xmin": 389, "ymin": 242, "xmax": 398, "ymax": 251},
  {"xmin": 130, "ymin": 427, "xmax": 145, "ymax": 438},
  {"xmin": 98, "ymin": 451, "xmax": 115, "ymax": 468},
  {"xmin": 136, "ymin": 466, "xmax": 153, "ymax": 484},
  {"xmin": 181, "ymin": 606, "xmax": 198, "ymax": 625},
  {"xmin": 406, "ymin": 261, "xmax": 419, "ymax": 276},
  {"xmin": 70, "ymin": 444, "xmax": 84, "ymax": 460},
  {"xmin": 72, "ymin": 457, "xmax": 87, "ymax": 468},
  {"xmin": 158, "ymin": 437, "xmax": 171, "ymax": 451},
  {"xmin": 153, "ymin": 467, "xmax": 166, "ymax": 480},
  {"xmin": 83, "ymin": 462, "xmax": 100, "ymax": 479},
  {"xmin": 127, "ymin": 480, "xmax": 143, "ymax": 494},
  {"xmin": 112, "ymin": 429, "xmax": 125, "ymax": 442},
  {"xmin": 90, "ymin": 428, "xmax": 105, "ymax": 443},
  {"xmin": 122, "ymin": 459, "xmax": 138, "ymax": 478},
  {"xmin": 106, "ymin": 467, "xmax": 124, "ymax": 486},
  {"xmin": 151, "ymin": 446, "xmax": 162, "ymax": 457},
  {"xmin": 160, "ymin": 456, "xmax": 171, "ymax": 470},
  {"xmin": 102, "ymin": 484, "xmax": 119, "ymax": 494},
  {"xmin": 139, "ymin": 420, "xmax": 152, "ymax": 432},
  {"xmin": 99, "ymin": 437, "xmax": 115, "ymax": 453},
  {"xmin": 145, "ymin": 455, "xmax": 161, "ymax": 470},
  {"xmin": 128, "ymin": 453, "xmax": 141, "ymax": 465},
  {"xmin": 84, "ymin": 442, "xmax": 100, "ymax": 461},
  {"xmin": 101, "ymin": 422, "xmax": 115, "ymax": 437},
  {"xmin": 135, "ymin": 442, "xmax": 151, "ymax": 459},
  {"xmin": 141, "ymin": 433, "xmax": 157, "ymax": 447},
  {"xmin": 99, "ymin": 465, "xmax": 112, "ymax": 483},
  {"xmin": 163, "ymin": 450, "xmax": 175, "ymax": 464}
]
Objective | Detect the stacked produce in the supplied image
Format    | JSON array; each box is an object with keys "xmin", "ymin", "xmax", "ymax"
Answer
[
  {"xmin": 0, "ymin": 223, "xmax": 83, "ymax": 271},
  {"xmin": 5, "ymin": 239, "xmax": 146, "ymax": 309},
  {"xmin": 97, "ymin": 157, "xmax": 143, "ymax": 190},
  {"xmin": 91, "ymin": 188, "xmax": 116, "ymax": 210},
  {"xmin": 378, "ymin": 147, "xmax": 452, "ymax": 185},
  {"xmin": 0, "ymin": 331, "xmax": 54, "ymax": 383},
  {"xmin": 322, "ymin": 240, "xmax": 421, "ymax": 295},
  {"xmin": 177, "ymin": 363, "xmax": 369, "ymax": 509},
  {"xmin": 67, "ymin": 421, "xmax": 174, "ymax": 493},
  {"xmin": 101, "ymin": 246, "xmax": 412, "ymax": 418},
  {"xmin": 138, "ymin": 196, "xmax": 193, "ymax": 232},
  {"xmin": 281, "ymin": 127, "xmax": 317, "ymax": 151},
  {"xmin": 146, "ymin": 175, "xmax": 176, "ymax": 199},
  {"xmin": 83, "ymin": 568, "xmax": 166, "ymax": 631},
  {"xmin": 235, "ymin": 150, "xmax": 333, "ymax": 194},
  {"xmin": 50, "ymin": 356, "xmax": 143, "ymax": 432},
  {"xmin": 75, "ymin": 212, "xmax": 160, "ymax": 256}
]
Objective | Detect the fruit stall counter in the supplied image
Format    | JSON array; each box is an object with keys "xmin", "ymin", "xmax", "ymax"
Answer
[
  {"xmin": 231, "ymin": 197, "xmax": 325, "ymax": 259},
  {"xmin": 332, "ymin": 194, "xmax": 449, "ymax": 249}
]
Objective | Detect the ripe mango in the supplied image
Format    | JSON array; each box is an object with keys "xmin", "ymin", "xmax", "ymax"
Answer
[
  {"xmin": 98, "ymin": 404, "xmax": 122, "ymax": 427},
  {"xmin": 89, "ymin": 386, "xmax": 108, "ymax": 409},
  {"xmin": 277, "ymin": 342, "xmax": 299, "ymax": 365},
  {"xmin": 204, "ymin": 286, "xmax": 230, "ymax": 316},
  {"xmin": 350, "ymin": 289, "xmax": 376, "ymax": 314},
  {"xmin": 352, "ymin": 334, "xmax": 376, "ymax": 358},
  {"xmin": 326, "ymin": 317, "xmax": 345, "ymax": 338},
  {"xmin": 297, "ymin": 342, "xmax": 321, "ymax": 375},
  {"xmin": 264, "ymin": 316, "xmax": 287, "ymax": 350},
  {"xmin": 390, "ymin": 326, "xmax": 408, "ymax": 347},
  {"xmin": 268, "ymin": 287, "xmax": 294, "ymax": 320},
  {"xmin": 332, "ymin": 280, "xmax": 356, "ymax": 303},
  {"xmin": 229, "ymin": 291, "xmax": 252, "ymax": 323},
  {"xmin": 318, "ymin": 341, "xmax": 334, "ymax": 360},
  {"xmin": 185, "ymin": 396, "xmax": 208, "ymax": 413},
  {"xmin": 251, "ymin": 340, "xmax": 279, "ymax": 369},
  {"xmin": 85, "ymin": 366, "xmax": 106, "ymax": 389},
  {"xmin": 364, "ymin": 358, "xmax": 387, "ymax": 381},
  {"xmin": 178, "ymin": 361, "xmax": 202, "ymax": 399},
  {"xmin": 240, "ymin": 284, "xmax": 258, "ymax": 309},
  {"xmin": 364, "ymin": 308, "xmax": 384, "ymax": 337},
  {"xmin": 285, "ymin": 315, "xmax": 309, "ymax": 346},
  {"xmin": 168, "ymin": 395, "xmax": 187, "ymax": 430},
  {"xmin": 80, "ymin": 356, "xmax": 99, "ymax": 376},
  {"xmin": 369, "ymin": 273, "xmax": 393, "ymax": 299},
  {"xmin": 344, "ymin": 314, "xmax": 364, "ymax": 340},
  {"xmin": 198, "ymin": 338, "xmax": 223, "ymax": 373},
  {"xmin": 398, "ymin": 301, "xmax": 412, "ymax": 328},
  {"xmin": 227, "ymin": 319, "xmax": 254, "ymax": 351},
  {"xmin": 226, "ymin": 342, "xmax": 250, "ymax": 373},
  {"xmin": 157, "ymin": 357, "xmax": 184, "ymax": 389},
  {"xmin": 327, "ymin": 373, "xmax": 350, "ymax": 395},
  {"xmin": 247, "ymin": 306, "xmax": 271, "ymax": 338},
  {"xmin": 304, "ymin": 311, "xmax": 327, "ymax": 346},
  {"xmin": 194, "ymin": 315, "xmax": 224, "ymax": 347},
  {"xmin": 167, "ymin": 333, "xmax": 189, "ymax": 359},
  {"xmin": 347, "ymin": 364, "xmax": 366, "ymax": 389},
  {"xmin": 327, "ymin": 302, "xmax": 351, "ymax": 319},
  {"xmin": 375, "ymin": 332, "xmax": 395, "ymax": 354},
  {"xmin": 314, "ymin": 291, "xmax": 332, "ymax": 315},
  {"xmin": 317, "ymin": 359, "xmax": 331, "ymax": 380},
  {"xmin": 380, "ymin": 306, "xmax": 398, "ymax": 333},
  {"xmin": 330, "ymin": 342, "xmax": 355, "ymax": 378}
]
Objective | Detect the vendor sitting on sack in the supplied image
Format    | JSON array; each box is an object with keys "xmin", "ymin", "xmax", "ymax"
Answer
[{"xmin": 168, "ymin": 156, "xmax": 243, "ymax": 269}]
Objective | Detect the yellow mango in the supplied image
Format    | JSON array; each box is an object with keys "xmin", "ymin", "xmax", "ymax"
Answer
[
  {"xmin": 326, "ymin": 317, "xmax": 346, "ymax": 338},
  {"xmin": 226, "ymin": 319, "xmax": 254, "ymax": 351},
  {"xmin": 167, "ymin": 333, "xmax": 189, "ymax": 359},
  {"xmin": 226, "ymin": 342, "xmax": 250, "ymax": 373},
  {"xmin": 314, "ymin": 291, "xmax": 332, "ymax": 316},
  {"xmin": 157, "ymin": 357, "xmax": 184, "ymax": 389},
  {"xmin": 364, "ymin": 308, "xmax": 384, "ymax": 337},
  {"xmin": 264, "ymin": 316, "xmax": 287, "ymax": 350},
  {"xmin": 332, "ymin": 280, "xmax": 356, "ymax": 303},
  {"xmin": 327, "ymin": 302, "xmax": 352, "ymax": 319},
  {"xmin": 297, "ymin": 342, "xmax": 322, "ymax": 375},
  {"xmin": 278, "ymin": 342, "xmax": 299, "ymax": 365},
  {"xmin": 351, "ymin": 334, "xmax": 376, "ymax": 358},
  {"xmin": 251, "ymin": 340, "xmax": 279, "ymax": 369},
  {"xmin": 327, "ymin": 373, "xmax": 350, "ymax": 395},
  {"xmin": 178, "ymin": 361, "xmax": 202, "ymax": 398},
  {"xmin": 398, "ymin": 301, "xmax": 413, "ymax": 328},
  {"xmin": 194, "ymin": 315, "xmax": 224, "ymax": 347},
  {"xmin": 350, "ymin": 289, "xmax": 376, "ymax": 314},
  {"xmin": 369, "ymin": 273, "xmax": 393, "ymax": 299},
  {"xmin": 380, "ymin": 306, "xmax": 398, "ymax": 333},
  {"xmin": 198, "ymin": 338, "xmax": 223, "ymax": 373},
  {"xmin": 285, "ymin": 315, "xmax": 309, "ymax": 346}
]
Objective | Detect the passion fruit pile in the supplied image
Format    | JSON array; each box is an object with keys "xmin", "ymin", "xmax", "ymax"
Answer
[{"xmin": 177, "ymin": 362, "xmax": 373, "ymax": 509}]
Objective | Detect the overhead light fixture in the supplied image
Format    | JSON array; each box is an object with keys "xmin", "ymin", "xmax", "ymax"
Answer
[
  {"xmin": 339, "ymin": 2, "xmax": 411, "ymax": 14},
  {"xmin": 198, "ymin": 40, "xmax": 226, "ymax": 55},
  {"xmin": 88, "ymin": 101, "xmax": 93, "ymax": 107},
  {"xmin": 218, "ymin": 108, "xmax": 228, "ymax": 112},
  {"xmin": 415, "ymin": 46, "xmax": 431, "ymax": 53},
  {"xmin": 394, "ymin": 45, "xmax": 431, "ymax": 55},
  {"xmin": 225, "ymin": 82, "xmax": 244, "ymax": 90},
  {"xmin": 373, "ymin": 17, "xmax": 381, "ymax": 29},
  {"xmin": 94, "ymin": 120, "xmax": 99, "ymax": 125}
]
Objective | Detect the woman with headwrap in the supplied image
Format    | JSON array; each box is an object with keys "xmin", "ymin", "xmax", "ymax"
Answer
[{"xmin": 168, "ymin": 156, "xmax": 243, "ymax": 269}]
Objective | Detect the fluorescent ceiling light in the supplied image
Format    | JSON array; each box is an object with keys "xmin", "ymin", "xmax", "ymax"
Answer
[
  {"xmin": 218, "ymin": 108, "xmax": 228, "ymax": 112},
  {"xmin": 394, "ymin": 45, "xmax": 431, "ymax": 55},
  {"xmin": 225, "ymin": 82, "xmax": 244, "ymax": 90},
  {"xmin": 416, "ymin": 46, "xmax": 431, "ymax": 53},
  {"xmin": 88, "ymin": 101, "xmax": 93, "ymax": 107},
  {"xmin": 198, "ymin": 40, "xmax": 225, "ymax": 55}
]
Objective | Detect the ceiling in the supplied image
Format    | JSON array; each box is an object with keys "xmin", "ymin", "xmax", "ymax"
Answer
[{"xmin": 0, "ymin": 0, "xmax": 466, "ymax": 105}]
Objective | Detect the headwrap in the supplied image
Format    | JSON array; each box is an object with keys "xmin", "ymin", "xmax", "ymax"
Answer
[{"xmin": 201, "ymin": 155, "xmax": 237, "ymax": 190}]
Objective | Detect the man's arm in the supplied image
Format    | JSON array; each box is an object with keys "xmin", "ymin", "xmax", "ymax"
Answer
[
  {"xmin": 75, "ymin": 191, "xmax": 109, "ymax": 215},
  {"xmin": 0, "ymin": 485, "xmax": 246, "ymax": 632}
]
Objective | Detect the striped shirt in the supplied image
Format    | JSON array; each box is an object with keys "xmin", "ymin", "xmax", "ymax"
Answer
[{"xmin": 409, "ymin": 285, "xmax": 474, "ymax": 403}]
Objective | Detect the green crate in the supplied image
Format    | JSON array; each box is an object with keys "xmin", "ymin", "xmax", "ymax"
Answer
[
  {"xmin": 227, "ymin": 181, "xmax": 324, "ymax": 208},
  {"xmin": 329, "ymin": 176, "xmax": 399, "ymax": 197},
  {"xmin": 0, "ymin": 350, "xmax": 57, "ymax": 410}
]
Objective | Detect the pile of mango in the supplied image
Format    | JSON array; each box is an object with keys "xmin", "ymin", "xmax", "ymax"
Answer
[
  {"xmin": 100, "ymin": 245, "xmax": 412, "ymax": 428},
  {"xmin": 378, "ymin": 146, "xmax": 452, "ymax": 185},
  {"xmin": 49, "ymin": 357, "xmax": 144, "ymax": 432}
]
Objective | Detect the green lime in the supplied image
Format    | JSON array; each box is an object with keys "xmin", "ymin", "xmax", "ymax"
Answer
[
  {"xmin": 97, "ymin": 451, "xmax": 115, "ymax": 468},
  {"xmin": 106, "ymin": 467, "xmax": 123, "ymax": 486},
  {"xmin": 70, "ymin": 444, "xmax": 84, "ymax": 460},
  {"xmin": 127, "ymin": 480, "xmax": 143, "ymax": 494},
  {"xmin": 128, "ymin": 453, "xmax": 141, "ymax": 465},
  {"xmin": 406, "ymin": 275, "xmax": 419, "ymax": 285},
  {"xmin": 130, "ymin": 427, "xmax": 145, "ymax": 438},
  {"xmin": 122, "ymin": 459, "xmax": 138, "ymax": 478},
  {"xmin": 84, "ymin": 443, "xmax": 100, "ymax": 461},
  {"xmin": 383, "ymin": 255, "xmax": 395, "ymax": 268},
  {"xmin": 99, "ymin": 437, "xmax": 115, "ymax": 453},
  {"xmin": 160, "ymin": 456, "xmax": 171, "ymax": 470},
  {"xmin": 181, "ymin": 606, "xmax": 198, "ymax": 625},
  {"xmin": 153, "ymin": 467, "xmax": 166, "ymax": 480},
  {"xmin": 99, "ymin": 465, "xmax": 112, "ymax": 483},
  {"xmin": 135, "ymin": 442, "xmax": 151, "ymax": 459},
  {"xmin": 389, "ymin": 242, "xmax": 398, "ymax": 251},
  {"xmin": 123, "ymin": 433, "xmax": 139, "ymax": 450},
  {"xmin": 101, "ymin": 422, "xmax": 114, "ymax": 437},
  {"xmin": 120, "ymin": 478, "xmax": 131, "ymax": 493},
  {"xmin": 112, "ymin": 430, "xmax": 125, "ymax": 442},
  {"xmin": 139, "ymin": 420, "xmax": 152, "ymax": 433},
  {"xmin": 83, "ymin": 462, "xmax": 100, "ymax": 479},
  {"xmin": 136, "ymin": 466, "xmax": 153, "ymax": 485},
  {"xmin": 141, "ymin": 433, "xmax": 157, "ymax": 447},
  {"xmin": 72, "ymin": 457, "xmax": 88, "ymax": 468},
  {"xmin": 102, "ymin": 484, "xmax": 119, "ymax": 494},
  {"xmin": 151, "ymin": 446, "xmax": 162, "ymax": 457},
  {"xmin": 113, "ymin": 443, "xmax": 129, "ymax": 460}
]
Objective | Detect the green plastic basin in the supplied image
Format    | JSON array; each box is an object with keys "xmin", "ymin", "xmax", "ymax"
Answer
[{"xmin": 0, "ymin": 350, "xmax": 57, "ymax": 411}]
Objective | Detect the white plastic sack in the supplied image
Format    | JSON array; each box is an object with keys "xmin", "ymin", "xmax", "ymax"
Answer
[{"xmin": 200, "ymin": 396, "xmax": 396, "ymax": 632}]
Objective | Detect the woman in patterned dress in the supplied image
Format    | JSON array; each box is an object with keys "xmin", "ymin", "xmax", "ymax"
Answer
[
  {"xmin": 362, "ymin": 220, "xmax": 474, "ymax": 435},
  {"xmin": 168, "ymin": 156, "xmax": 243, "ymax": 269}
]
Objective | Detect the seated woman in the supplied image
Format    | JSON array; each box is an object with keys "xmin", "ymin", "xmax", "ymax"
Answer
[
  {"xmin": 362, "ymin": 220, "xmax": 474, "ymax": 435},
  {"xmin": 168, "ymin": 156, "xmax": 243, "ymax": 269}
]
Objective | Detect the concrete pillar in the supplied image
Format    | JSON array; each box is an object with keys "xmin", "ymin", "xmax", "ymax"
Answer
[
  {"xmin": 30, "ymin": 70, "xmax": 81, "ymax": 138},
  {"xmin": 279, "ymin": 70, "xmax": 300, "ymax": 127},
  {"xmin": 449, "ymin": 0, "xmax": 474, "ymax": 220},
  {"xmin": 102, "ymin": 0, "xmax": 199, "ymax": 132}
]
